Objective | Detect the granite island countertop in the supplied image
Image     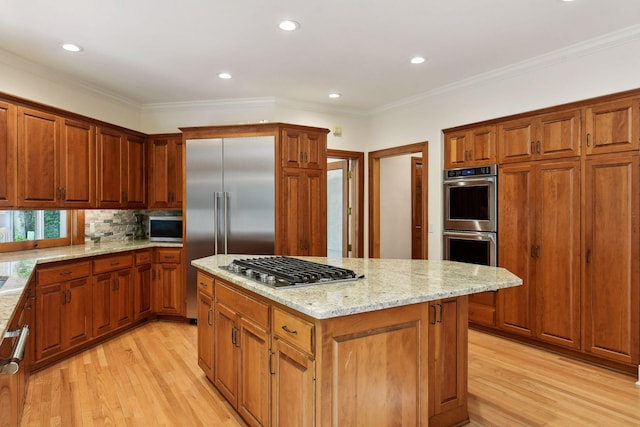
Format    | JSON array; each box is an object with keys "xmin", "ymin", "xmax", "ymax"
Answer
[
  {"xmin": 192, "ymin": 254, "xmax": 522, "ymax": 319},
  {"xmin": 0, "ymin": 240, "xmax": 182, "ymax": 340}
]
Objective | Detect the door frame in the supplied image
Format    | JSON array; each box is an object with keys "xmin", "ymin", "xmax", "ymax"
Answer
[
  {"xmin": 327, "ymin": 149, "xmax": 365, "ymax": 258},
  {"xmin": 368, "ymin": 142, "xmax": 428, "ymax": 259}
]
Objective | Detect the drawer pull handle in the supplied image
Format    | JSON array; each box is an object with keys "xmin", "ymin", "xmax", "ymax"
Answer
[
  {"xmin": 110, "ymin": 261, "xmax": 120, "ymax": 266},
  {"xmin": 60, "ymin": 271, "xmax": 72, "ymax": 276},
  {"xmin": 282, "ymin": 325, "xmax": 297, "ymax": 335}
]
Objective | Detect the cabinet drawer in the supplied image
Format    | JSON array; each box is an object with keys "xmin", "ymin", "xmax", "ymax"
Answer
[
  {"xmin": 273, "ymin": 308, "xmax": 314, "ymax": 355},
  {"xmin": 135, "ymin": 250, "xmax": 152, "ymax": 265},
  {"xmin": 468, "ymin": 303, "xmax": 496, "ymax": 327},
  {"xmin": 93, "ymin": 253, "xmax": 133, "ymax": 274},
  {"xmin": 37, "ymin": 261, "xmax": 91, "ymax": 285},
  {"xmin": 216, "ymin": 281, "xmax": 269, "ymax": 330},
  {"xmin": 197, "ymin": 271, "xmax": 214, "ymax": 297},
  {"xmin": 157, "ymin": 248, "xmax": 181, "ymax": 263}
]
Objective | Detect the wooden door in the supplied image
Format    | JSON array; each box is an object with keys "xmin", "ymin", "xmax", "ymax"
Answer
[
  {"xmin": 35, "ymin": 282, "xmax": 64, "ymax": 361},
  {"xmin": 271, "ymin": 337, "xmax": 315, "ymax": 427},
  {"xmin": 172, "ymin": 138, "xmax": 184, "ymax": 207},
  {"xmin": 537, "ymin": 109, "xmax": 581, "ymax": 160},
  {"xmin": 59, "ymin": 119, "xmax": 95, "ymax": 207},
  {"xmin": 148, "ymin": 137, "xmax": 171, "ymax": 208},
  {"xmin": 280, "ymin": 169, "xmax": 303, "ymax": 255},
  {"xmin": 585, "ymin": 98, "xmax": 639, "ymax": 155},
  {"xmin": 113, "ymin": 268, "xmax": 134, "ymax": 328},
  {"xmin": 17, "ymin": 107, "xmax": 60, "ymax": 207},
  {"xmin": 154, "ymin": 263, "xmax": 182, "ymax": 314},
  {"xmin": 535, "ymin": 160, "xmax": 581, "ymax": 349},
  {"xmin": 97, "ymin": 127, "xmax": 124, "ymax": 207},
  {"xmin": 302, "ymin": 131, "xmax": 325, "ymax": 169},
  {"xmin": 124, "ymin": 134, "xmax": 146, "ymax": 208},
  {"xmin": 0, "ymin": 101, "xmax": 16, "ymax": 207},
  {"xmin": 304, "ymin": 169, "xmax": 326, "ymax": 256},
  {"xmin": 214, "ymin": 302, "xmax": 239, "ymax": 406},
  {"xmin": 64, "ymin": 277, "xmax": 92, "ymax": 348},
  {"xmin": 469, "ymin": 125, "xmax": 496, "ymax": 165},
  {"xmin": 583, "ymin": 154, "xmax": 640, "ymax": 364},
  {"xmin": 497, "ymin": 118, "xmax": 535, "ymax": 164},
  {"xmin": 444, "ymin": 131, "xmax": 468, "ymax": 168},
  {"xmin": 411, "ymin": 157, "xmax": 423, "ymax": 259},
  {"xmin": 281, "ymin": 128, "xmax": 305, "ymax": 168},
  {"xmin": 134, "ymin": 264, "xmax": 152, "ymax": 320},
  {"xmin": 238, "ymin": 317, "xmax": 270, "ymax": 427},
  {"xmin": 197, "ymin": 290, "xmax": 214, "ymax": 379},
  {"xmin": 497, "ymin": 163, "xmax": 535, "ymax": 336},
  {"xmin": 92, "ymin": 273, "xmax": 113, "ymax": 337}
]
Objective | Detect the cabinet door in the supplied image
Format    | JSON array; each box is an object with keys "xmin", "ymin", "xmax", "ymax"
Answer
[
  {"xmin": 197, "ymin": 290, "xmax": 214, "ymax": 379},
  {"xmin": 0, "ymin": 101, "xmax": 16, "ymax": 207},
  {"xmin": 113, "ymin": 269, "xmax": 134, "ymax": 328},
  {"xmin": 214, "ymin": 302, "xmax": 239, "ymax": 406},
  {"xmin": 35, "ymin": 282, "xmax": 64, "ymax": 361},
  {"xmin": 97, "ymin": 127, "xmax": 124, "ymax": 207},
  {"xmin": 444, "ymin": 131, "xmax": 468, "ymax": 168},
  {"xmin": 537, "ymin": 110, "xmax": 581, "ymax": 160},
  {"xmin": 59, "ymin": 119, "xmax": 96, "ymax": 207},
  {"xmin": 303, "ymin": 131, "xmax": 325, "ymax": 169},
  {"xmin": 429, "ymin": 297, "xmax": 468, "ymax": 425},
  {"xmin": 271, "ymin": 337, "xmax": 315, "ymax": 427},
  {"xmin": 238, "ymin": 317, "xmax": 270, "ymax": 427},
  {"xmin": 280, "ymin": 169, "xmax": 304, "ymax": 255},
  {"xmin": 497, "ymin": 118, "xmax": 535, "ymax": 164},
  {"xmin": 497, "ymin": 163, "xmax": 535, "ymax": 336},
  {"xmin": 154, "ymin": 263, "xmax": 183, "ymax": 315},
  {"xmin": 468, "ymin": 125, "xmax": 496, "ymax": 165},
  {"xmin": 305, "ymin": 169, "xmax": 326, "ymax": 256},
  {"xmin": 585, "ymin": 98, "xmax": 639, "ymax": 155},
  {"xmin": 17, "ymin": 107, "xmax": 60, "ymax": 207},
  {"xmin": 134, "ymin": 264, "xmax": 153, "ymax": 320},
  {"xmin": 172, "ymin": 138, "xmax": 184, "ymax": 207},
  {"xmin": 124, "ymin": 134, "xmax": 146, "ymax": 208},
  {"xmin": 64, "ymin": 277, "xmax": 93, "ymax": 348},
  {"xmin": 92, "ymin": 273, "xmax": 113, "ymax": 337},
  {"xmin": 281, "ymin": 128, "xmax": 325, "ymax": 169},
  {"xmin": 535, "ymin": 160, "xmax": 581, "ymax": 349},
  {"xmin": 583, "ymin": 154, "xmax": 640, "ymax": 364}
]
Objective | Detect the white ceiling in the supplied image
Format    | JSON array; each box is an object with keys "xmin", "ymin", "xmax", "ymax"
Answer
[{"xmin": 1, "ymin": 0, "xmax": 639, "ymax": 113}]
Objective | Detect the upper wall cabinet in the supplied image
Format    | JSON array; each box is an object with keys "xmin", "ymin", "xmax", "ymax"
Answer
[
  {"xmin": 0, "ymin": 101, "xmax": 17, "ymax": 208},
  {"xmin": 497, "ymin": 109, "xmax": 581, "ymax": 164},
  {"xmin": 97, "ymin": 127, "xmax": 146, "ymax": 209},
  {"xmin": 585, "ymin": 97, "xmax": 639, "ymax": 156},
  {"xmin": 148, "ymin": 134, "xmax": 183, "ymax": 209},
  {"xmin": 444, "ymin": 125, "xmax": 496, "ymax": 168},
  {"xmin": 58, "ymin": 119, "xmax": 96, "ymax": 208},
  {"xmin": 281, "ymin": 127, "xmax": 326, "ymax": 169}
]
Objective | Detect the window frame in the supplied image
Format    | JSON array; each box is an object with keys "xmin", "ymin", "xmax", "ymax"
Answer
[{"xmin": 0, "ymin": 210, "xmax": 74, "ymax": 252}]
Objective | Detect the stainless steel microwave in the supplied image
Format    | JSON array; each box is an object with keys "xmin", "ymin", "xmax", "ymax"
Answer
[{"xmin": 147, "ymin": 216, "xmax": 183, "ymax": 242}]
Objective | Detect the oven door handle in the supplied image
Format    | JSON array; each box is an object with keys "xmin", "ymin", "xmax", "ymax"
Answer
[
  {"xmin": 444, "ymin": 176, "xmax": 496, "ymax": 186},
  {"xmin": 443, "ymin": 231, "xmax": 496, "ymax": 242}
]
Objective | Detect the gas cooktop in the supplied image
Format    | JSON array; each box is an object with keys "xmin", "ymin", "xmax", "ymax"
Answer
[{"xmin": 221, "ymin": 256, "xmax": 364, "ymax": 288}]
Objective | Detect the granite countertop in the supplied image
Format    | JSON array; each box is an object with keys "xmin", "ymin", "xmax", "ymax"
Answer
[
  {"xmin": 192, "ymin": 255, "xmax": 522, "ymax": 320},
  {"xmin": 0, "ymin": 240, "xmax": 182, "ymax": 339}
]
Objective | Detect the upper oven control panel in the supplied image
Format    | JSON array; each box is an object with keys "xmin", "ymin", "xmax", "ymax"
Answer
[{"xmin": 444, "ymin": 164, "xmax": 497, "ymax": 180}]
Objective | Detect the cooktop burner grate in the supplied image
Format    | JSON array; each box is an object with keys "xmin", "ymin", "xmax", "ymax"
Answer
[{"xmin": 221, "ymin": 256, "xmax": 363, "ymax": 288}]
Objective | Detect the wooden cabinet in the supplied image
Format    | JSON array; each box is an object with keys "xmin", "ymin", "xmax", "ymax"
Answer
[
  {"xmin": 498, "ymin": 160, "xmax": 581, "ymax": 348},
  {"xmin": 153, "ymin": 248, "xmax": 183, "ymax": 315},
  {"xmin": 92, "ymin": 254, "xmax": 134, "ymax": 337},
  {"xmin": 0, "ymin": 101, "xmax": 17, "ymax": 207},
  {"xmin": 281, "ymin": 127, "xmax": 325, "ymax": 169},
  {"xmin": 35, "ymin": 261, "xmax": 92, "ymax": 362},
  {"xmin": 585, "ymin": 98, "xmax": 639, "ymax": 155},
  {"xmin": 148, "ymin": 134, "xmax": 183, "ymax": 208},
  {"xmin": 97, "ymin": 127, "xmax": 146, "ymax": 208},
  {"xmin": 279, "ymin": 168, "xmax": 326, "ymax": 256},
  {"xmin": 197, "ymin": 271, "xmax": 214, "ymax": 380},
  {"xmin": 134, "ymin": 250, "xmax": 153, "ymax": 320},
  {"xmin": 444, "ymin": 125, "xmax": 495, "ymax": 168},
  {"xmin": 429, "ymin": 297, "xmax": 469, "ymax": 427},
  {"xmin": 497, "ymin": 109, "xmax": 581, "ymax": 164},
  {"xmin": 58, "ymin": 118, "xmax": 96, "ymax": 207},
  {"xmin": 582, "ymin": 154, "xmax": 640, "ymax": 365},
  {"xmin": 214, "ymin": 280, "xmax": 270, "ymax": 427}
]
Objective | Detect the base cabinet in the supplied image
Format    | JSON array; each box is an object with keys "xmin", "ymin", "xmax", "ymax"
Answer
[
  {"xmin": 197, "ymin": 271, "xmax": 214, "ymax": 380},
  {"xmin": 153, "ymin": 249, "xmax": 184, "ymax": 315},
  {"xmin": 134, "ymin": 250, "xmax": 153, "ymax": 320}
]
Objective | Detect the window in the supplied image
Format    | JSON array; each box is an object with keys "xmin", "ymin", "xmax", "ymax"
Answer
[{"xmin": 0, "ymin": 210, "xmax": 71, "ymax": 252}]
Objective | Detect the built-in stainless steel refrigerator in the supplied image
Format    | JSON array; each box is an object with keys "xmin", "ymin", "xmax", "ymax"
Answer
[{"xmin": 185, "ymin": 136, "xmax": 275, "ymax": 318}]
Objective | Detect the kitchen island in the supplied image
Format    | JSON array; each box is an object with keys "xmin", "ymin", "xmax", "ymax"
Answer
[{"xmin": 192, "ymin": 255, "xmax": 522, "ymax": 427}]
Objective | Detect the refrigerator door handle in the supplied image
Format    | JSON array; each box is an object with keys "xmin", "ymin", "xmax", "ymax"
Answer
[
  {"xmin": 213, "ymin": 192, "xmax": 219, "ymax": 255},
  {"xmin": 224, "ymin": 191, "xmax": 229, "ymax": 254}
]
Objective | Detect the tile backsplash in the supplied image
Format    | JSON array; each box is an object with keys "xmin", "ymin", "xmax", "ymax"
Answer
[{"xmin": 85, "ymin": 210, "xmax": 181, "ymax": 242}]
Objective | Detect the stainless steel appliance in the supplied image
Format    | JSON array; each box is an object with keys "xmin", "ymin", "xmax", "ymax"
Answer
[
  {"xmin": 443, "ymin": 164, "xmax": 497, "ymax": 267},
  {"xmin": 185, "ymin": 136, "xmax": 275, "ymax": 318},
  {"xmin": 222, "ymin": 256, "xmax": 362, "ymax": 288},
  {"xmin": 443, "ymin": 164, "xmax": 497, "ymax": 232},
  {"xmin": 147, "ymin": 215, "xmax": 183, "ymax": 242}
]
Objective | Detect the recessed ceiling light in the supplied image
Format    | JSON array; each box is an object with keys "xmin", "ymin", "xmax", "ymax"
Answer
[
  {"xmin": 62, "ymin": 43, "xmax": 82, "ymax": 52},
  {"xmin": 218, "ymin": 72, "xmax": 232, "ymax": 79},
  {"xmin": 328, "ymin": 93, "xmax": 341, "ymax": 99},
  {"xmin": 410, "ymin": 56, "xmax": 426, "ymax": 64},
  {"xmin": 279, "ymin": 20, "xmax": 299, "ymax": 31}
]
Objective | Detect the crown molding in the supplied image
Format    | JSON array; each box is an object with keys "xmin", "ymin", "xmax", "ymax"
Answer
[{"xmin": 370, "ymin": 24, "xmax": 640, "ymax": 115}]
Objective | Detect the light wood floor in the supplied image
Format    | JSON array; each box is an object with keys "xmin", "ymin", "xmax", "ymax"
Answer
[{"xmin": 21, "ymin": 321, "xmax": 640, "ymax": 426}]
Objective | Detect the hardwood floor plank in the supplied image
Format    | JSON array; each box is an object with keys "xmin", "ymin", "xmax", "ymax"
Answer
[{"xmin": 21, "ymin": 321, "xmax": 640, "ymax": 426}]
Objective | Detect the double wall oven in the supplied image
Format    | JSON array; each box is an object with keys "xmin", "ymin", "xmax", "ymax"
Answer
[{"xmin": 443, "ymin": 164, "xmax": 497, "ymax": 267}]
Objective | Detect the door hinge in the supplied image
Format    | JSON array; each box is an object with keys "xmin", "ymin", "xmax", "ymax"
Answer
[
  {"xmin": 347, "ymin": 244, "xmax": 352, "ymax": 252},
  {"xmin": 347, "ymin": 207, "xmax": 352, "ymax": 215},
  {"xmin": 348, "ymin": 170, "xmax": 353, "ymax": 179}
]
